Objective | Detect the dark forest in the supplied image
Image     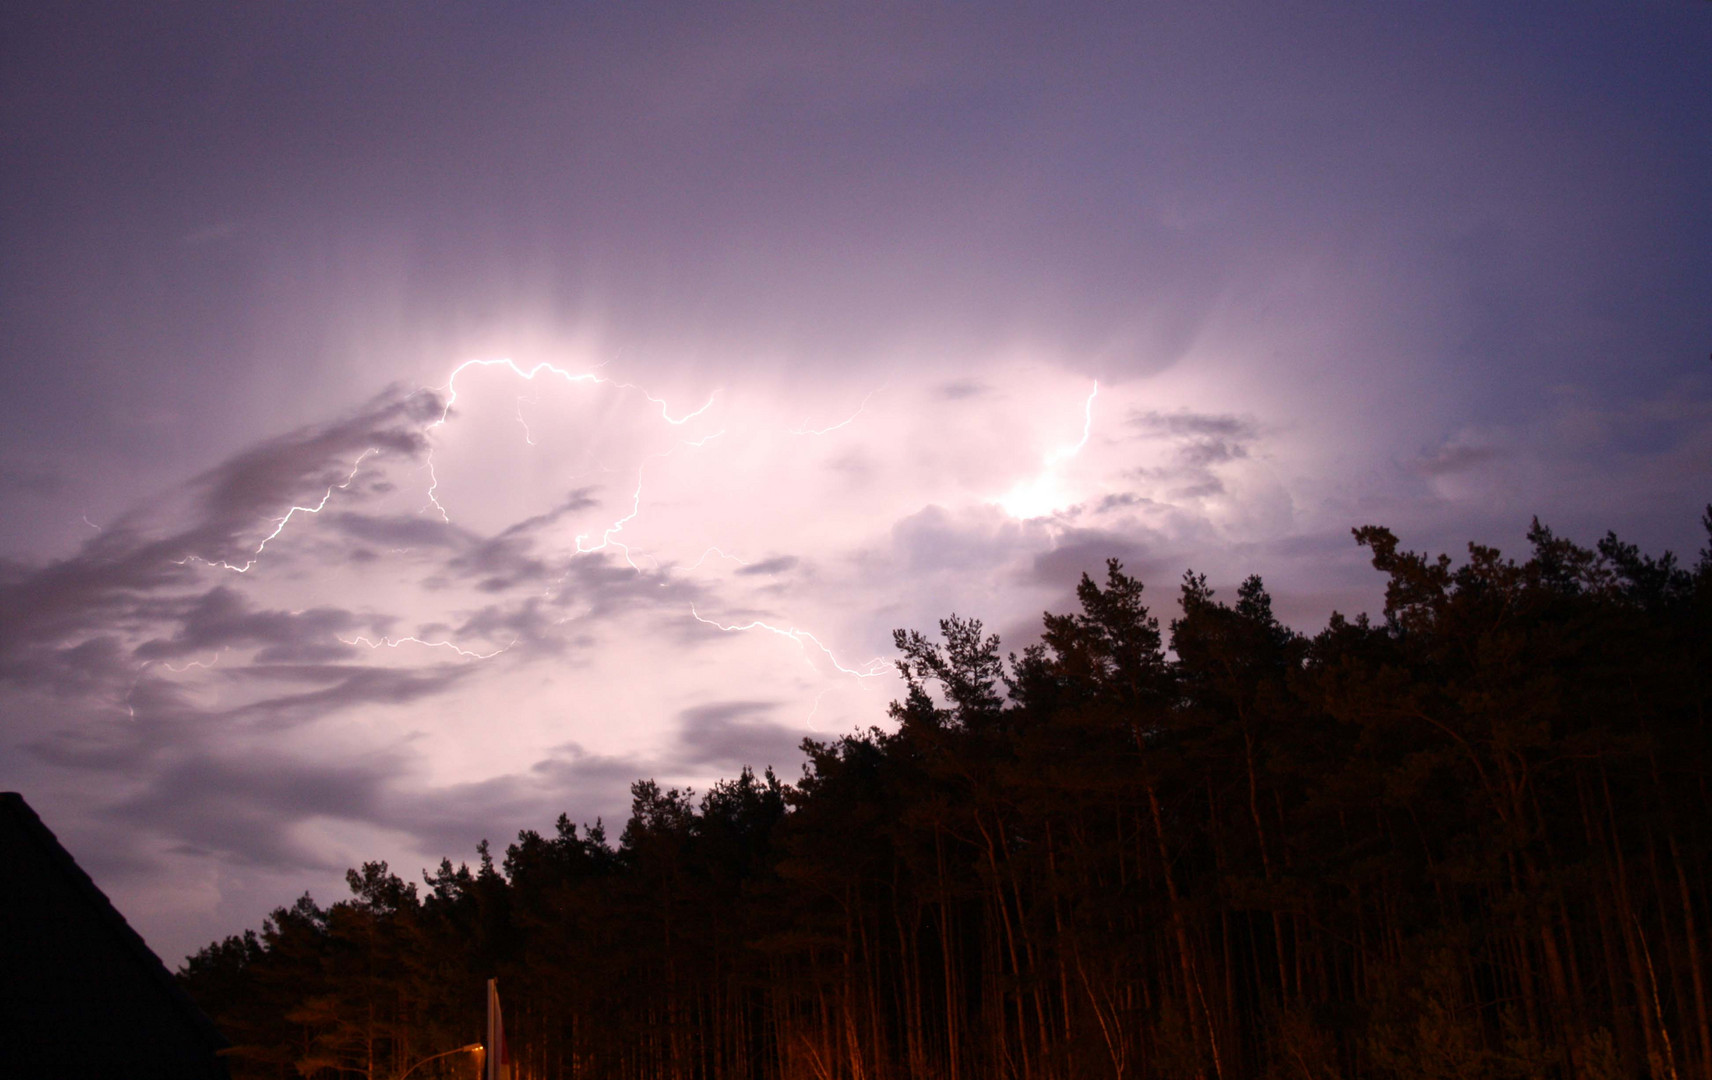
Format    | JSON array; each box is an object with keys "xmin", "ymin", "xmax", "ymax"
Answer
[{"xmin": 179, "ymin": 513, "xmax": 1712, "ymax": 1080}]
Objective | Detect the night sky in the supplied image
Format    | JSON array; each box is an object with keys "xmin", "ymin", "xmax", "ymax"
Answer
[{"xmin": 3, "ymin": 3, "xmax": 1708, "ymax": 965}]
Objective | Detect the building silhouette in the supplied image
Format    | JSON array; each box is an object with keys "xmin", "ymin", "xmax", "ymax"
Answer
[{"xmin": 1, "ymin": 791, "xmax": 229, "ymax": 1078}]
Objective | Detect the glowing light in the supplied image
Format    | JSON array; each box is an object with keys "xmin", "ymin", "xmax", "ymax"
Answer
[
  {"xmin": 422, "ymin": 357, "xmax": 717, "ymax": 522},
  {"xmin": 430, "ymin": 358, "xmax": 599, "ymax": 431},
  {"xmin": 431, "ymin": 357, "xmax": 716, "ymax": 430},
  {"xmin": 999, "ymin": 474, "xmax": 1073, "ymax": 520},
  {"xmin": 690, "ymin": 604, "xmax": 889, "ymax": 679},
  {"xmin": 999, "ymin": 381, "xmax": 1099, "ymax": 519}
]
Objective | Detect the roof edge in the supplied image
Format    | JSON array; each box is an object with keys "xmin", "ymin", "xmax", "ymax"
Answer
[{"xmin": 0, "ymin": 791, "xmax": 230, "ymax": 1055}]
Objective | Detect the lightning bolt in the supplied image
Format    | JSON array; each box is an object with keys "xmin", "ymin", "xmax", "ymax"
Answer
[
  {"xmin": 122, "ymin": 650, "xmax": 224, "ymax": 718},
  {"xmin": 122, "ymin": 668, "xmax": 145, "ymax": 719},
  {"xmin": 163, "ymin": 652, "xmax": 223, "ymax": 673},
  {"xmin": 515, "ymin": 393, "xmax": 539, "ymax": 446},
  {"xmin": 636, "ymin": 387, "xmax": 718, "ymax": 426},
  {"xmin": 1047, "ymin": 381, "xmax": 1099, "ymax": 466},
  {"xmin": 803, "ymin": 686, "xmax": 832, "ymax": 729},
  {"xmin": 790, "ymin": 386, "xmax": 885, "ymax": 436},
  {"xmin": 567, "ymin": 431, "xmax": 725, "ymax": 573},
  {"xmin": 339, "ymin": 635, "xmax": 517, "ymax": 660},
  {"xmin": 430, "ymin": 358, "xmax": 601, "ymax": 432},
  {"xmin": 686, "ymin": 546, "xmax": 751, "ymax": 570},
  {"xmin": 81, "ymin": 515, "xmax": 101, "ymax": 531},
  {"xmin": 181, "ymin": 448, "xmax": 379, "ymax": 573},
  {"xmin": 573, "ymin": 472, "xmax": 647, "ymax": 568},
  {"xmin": 690, "ymin": 604, "xmax": 889, "ymax": 679},
  {"xmin": 422, "ymin": 357, "xmax": 718, "ymax": 521}
]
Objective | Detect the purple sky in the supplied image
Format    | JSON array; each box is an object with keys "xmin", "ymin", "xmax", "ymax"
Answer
[{"xmin": 3, "ymin": 4, "xmax": 1709, "ymax": 965}]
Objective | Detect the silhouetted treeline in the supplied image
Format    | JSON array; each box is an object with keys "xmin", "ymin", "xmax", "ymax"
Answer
[{"xmin": 181, "ymin": 513, "xmax": 1712, "ymax": 1080}]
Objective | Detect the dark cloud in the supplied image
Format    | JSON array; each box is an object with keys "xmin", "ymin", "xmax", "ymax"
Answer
[
  {"xmin": 223, "ymin": 665, "xmax": 479, "ymax": 729},
  {"xmin": 888, "ymin": 505, "xmax": 1029, "ymax": 576},
  {"xmin": 111, "ymin": 753, "xmax": 396, "ymax": 870},
  {"xmin": 544, "ymin": 552, "xmax": 698, "ymax": 620},
  {"xmin": 132, "ymin": 588, "xmax": 357, "ymax": 664},
  {"xmin": 393, "ymin": 745, "xmax": 662, "ymax": 860},
  {"xmin": 331, "ymin": 512, "xmax": 472, "ymax": 549},
  {"xmin": 441, "ymin": 597, "xmax": 582, "ymax": 658},
  {"xmin": 494, "ymin": 488, "xmax": 603, "ymax": 540},
  {"xmin": 440, "ymin": 491, "xmax": 611, "ymax": 589},
  {"xmin": 444, "ymin": 537, "xmax": 547, "ymax": 592},
  {"xmin": 823, "ymin": 448, "xmax": 877, "ymax": 479},
  {"xmin": 18, "ymin": 699, "xmax": 659, "ymax": 883},
  {"xmin": 1128, "ymin": 410, "xmax": 1257, "ymax": 440},
  {"xmin": 1027, "ymin": 529, "xmax": 1171, "ymax": 592},
  {"xmin": 1093, "ymin": 492, "xmax": 1153, "ymax": 514},
  {"xmin": 0, "ymin": 634, "xmax": 136, "ymax": 698},
  {"xmin": 0, "ymin": 389, "xmax": 440, "ymax": 691},
  {"xmin": 1170, "ymin": 477, "xmax": 1226, "ymax": 500},
  {"xmin": 1177, "ymin": 439, "xmax": 1249, "ymax": 468},
  {"xmin": 935, "ymin": 380, "xmax": 991, "ymax": 401},
  {"xmin": 0, "ymin": 526, "xmax": 199, "ymax": 687},
  {"xmin": 1121, "ymin": 408, "xmax": 1263, "ymax": 500},
  {"xmin": 676, "ymin": 701, "xmax": 803, "ymax": 771},
  {"xmin": 1408, "ymin": 441, "xmax": 1506, "ymax": 477},
  {"xmin": 0, "ymin": 390, "xmax": 469, "ymax": 831},
  {"xmin": 0, "ymin": 463, "xmax": 65, "ymax": 496},
  {"xmin": 736, "ymin": 555, "xmax": 799, "ymax": 576},
  {"xmin": 185, "ymin": 389, "xmax": 441, "ymax": 565},
  {"xmin": 524, "ymin": 748, "xmax": 660, "ymax": 820}
]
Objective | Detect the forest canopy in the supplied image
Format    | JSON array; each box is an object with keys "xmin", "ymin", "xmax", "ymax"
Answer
[{"xmin": 180, "ymin": 511, "xmax": 1712, "ymax": 1080}]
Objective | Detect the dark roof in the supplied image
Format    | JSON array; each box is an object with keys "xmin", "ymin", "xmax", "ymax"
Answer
[{"xmin": 0, "ymin": 791, "xmax": 229, "ymax": 1079}]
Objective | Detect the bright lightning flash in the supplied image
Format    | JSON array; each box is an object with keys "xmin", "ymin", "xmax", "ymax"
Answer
[{"xmin": 999, "ymin": 381, "xmax": 1098, "ymax": 519}]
